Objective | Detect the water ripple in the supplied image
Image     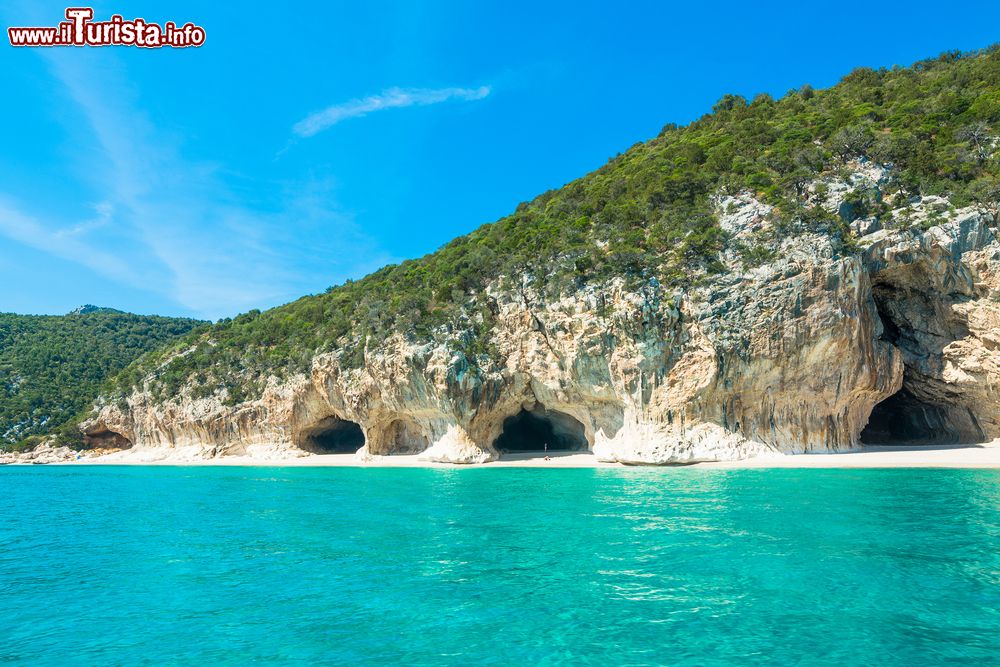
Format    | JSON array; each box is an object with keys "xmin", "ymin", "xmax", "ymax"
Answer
[{"xmin": 0, "ymin": 467, "xmax": 998, "ymax": 665}]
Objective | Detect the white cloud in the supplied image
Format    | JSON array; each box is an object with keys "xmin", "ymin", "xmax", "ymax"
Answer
[{"xmin": 293, "ymin": 85, "xmax": 491, "ymax": 137}]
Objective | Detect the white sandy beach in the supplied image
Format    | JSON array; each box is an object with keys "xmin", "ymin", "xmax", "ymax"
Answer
[
  {"xmin": 43, "ymin": 442, "xmax": 1000, "ymax": 468},
  {"xmin": 696, "ymin": 443, "xmax": 1000, "ymax": 469}
]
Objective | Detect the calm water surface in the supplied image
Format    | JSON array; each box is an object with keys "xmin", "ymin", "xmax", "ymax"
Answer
[{"xmin": 1, "ymin": 466, "xmax": 998, "ymax": 665}]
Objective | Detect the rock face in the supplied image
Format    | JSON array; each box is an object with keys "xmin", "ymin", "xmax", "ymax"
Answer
[{"xmin": 83, "ymin": 167, "xmax": 1000, "ymax": 464}]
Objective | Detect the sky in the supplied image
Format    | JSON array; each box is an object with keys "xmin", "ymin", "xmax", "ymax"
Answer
[{"xmin": 2, "ymin": 1, "xmax": 1000, "ymax": 320}]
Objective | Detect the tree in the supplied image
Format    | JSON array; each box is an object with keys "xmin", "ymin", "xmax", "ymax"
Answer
[
  {"xmin": 957, "ymin": 121, "xmax": 992, "ymax": 164},
  {"xmin": 831, "ymin": 124, "xmax": 874, "ymax": 159},
  {"xmin": 713, "ymin": 94, "xmax": 747, "ymax": 113},
  {"xmin": 969, "ymin": 176, "xmax": 1000, "ymax": 223}
]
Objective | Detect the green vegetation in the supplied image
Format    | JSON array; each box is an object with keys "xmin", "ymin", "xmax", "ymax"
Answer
[
  {"xmin": 0, "ymin": 309, "xmax": 204, "ymax": 450},
  {"xmin": 111, "ymin": 47, "xmax": 1000, "ymax": 405}
]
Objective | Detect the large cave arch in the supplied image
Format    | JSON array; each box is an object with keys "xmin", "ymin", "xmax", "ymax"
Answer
[
  {"xmin": 493, "ymin": 406, "xmax": 588, "ymax": 453},
  {"xmin": 299, "ymin": 417, "xmax": 365, "ymax": 454},
  {"xmin": 860, "ymin": 262, "xmax": 987, "ymax": 446}
]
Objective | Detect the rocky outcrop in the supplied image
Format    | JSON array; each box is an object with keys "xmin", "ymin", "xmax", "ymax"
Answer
[
  {"xmin": 82, "ymin": 165, "xmax": 1000, "ymax": 464},
  {"xmin": 0, "ymin": 442, "xmax": 117, "ymax": 464},
  {"xmin": 860, "ymin": 213, "xmax": 1000, "ymax": 444}
]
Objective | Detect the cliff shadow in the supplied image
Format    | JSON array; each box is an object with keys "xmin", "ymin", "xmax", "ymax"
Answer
[
  {"xmin": 372, "ymin": 417, "xmax": 430, "ymax": 455},
  {"xmin": 298, "ymin": 416, "xmax": 365, "ymax": 454},
  {"xmin": 493, "ymin": 406, "xmax": 587, "ymax": 455},
  {"xmin": 82, "ymin": 427, "xmax": 133, "ymax": 450}
]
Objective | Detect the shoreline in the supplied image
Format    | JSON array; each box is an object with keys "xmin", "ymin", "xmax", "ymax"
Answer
[{"xmin": 10, "ymin": 442, "xmax": 1000, "ymax": 469}]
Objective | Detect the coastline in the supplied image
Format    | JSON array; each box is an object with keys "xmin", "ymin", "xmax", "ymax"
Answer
[{"xmin": 13, "ymin": 441, "xmax": 1000, "ymax": 469}]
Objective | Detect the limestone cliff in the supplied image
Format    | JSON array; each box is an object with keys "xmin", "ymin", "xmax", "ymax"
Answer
[{"xmin": 80, "ymin": 162, "xmax": 1000, "ymax": 464}]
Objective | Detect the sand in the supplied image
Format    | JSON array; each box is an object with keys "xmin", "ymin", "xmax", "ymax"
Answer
[
  {"xmin": 47, "ymin": 442, "xmax": 1000, "ymax": 468},
  {"xmin": 697, "ymin": 443, "xmax": 1000, "ymax": 469}
]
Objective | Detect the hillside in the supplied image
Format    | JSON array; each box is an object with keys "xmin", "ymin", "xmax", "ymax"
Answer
[
  {"xmin": 106, "ymin": 47, "xmax": 1000, "ymax": 406},
  {"xmin": 0, "ymin": 309, "xmax": 204, "ymax": 450},
  {"xmin": 74, "ymin": 46, "xmax": 1000, "ymax": 464}
]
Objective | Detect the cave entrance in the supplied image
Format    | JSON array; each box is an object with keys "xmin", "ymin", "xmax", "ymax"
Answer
[
  {"xmin": 381, "ymin": 418, "xmax": 430, "ymax": 455},
  {"xmin": 860, "ymin": 389, "xmax": 965, "ymax": 446},
  {"xmin": 83, "ymin": 428, "xmax": 133, "ymax": 450},
  {"xmin": 300, "ymin": 417, "xmax": 365, "ymax": 454},
  {"xmin": 493, "ymin": 406, "xmax": 587, "ymax": 453}
]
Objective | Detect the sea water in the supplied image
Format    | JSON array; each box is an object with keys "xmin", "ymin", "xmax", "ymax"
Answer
[{"xmin": 1, "ymin": 466, "xmax": 998, "ymax": 665}]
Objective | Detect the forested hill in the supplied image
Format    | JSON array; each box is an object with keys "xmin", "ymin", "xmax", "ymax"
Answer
[
  {"xmin": 0, "ymin": 309, "xmax": 204, "ymax": 449},
  {"xmin": 109, "ymin": 46, "xmax": 1000, "ymax": 406}
]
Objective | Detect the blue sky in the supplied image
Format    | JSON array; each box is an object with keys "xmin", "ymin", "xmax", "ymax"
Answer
[{"xmin": 2, "ymin": 1, "xmax": 1000, "ymax": 320}]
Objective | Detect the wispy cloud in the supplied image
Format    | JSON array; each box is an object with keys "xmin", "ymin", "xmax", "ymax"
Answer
[
  {"xmin": 52, "ymin": 202, "xmax": 113, "ymax": 239},
  {"xmin": 0, "ymin": 197, "xmax": 136, "ymax": 284},
  {"xmin": 293, "ymin": 85, "xmax": 491, "ymax": 138},
  {"xmin": 0, "ymin": 48, "xmax": 393, "ymax": 319}
]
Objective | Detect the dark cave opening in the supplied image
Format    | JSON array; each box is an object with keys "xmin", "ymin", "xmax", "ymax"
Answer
[
  {"xmin": 860, "ymin": 389, "xmax": 958, "ymax": 446},
  {"xmin": 300, "ymin": 417, "xmax": 365, "ymax": 454},
  {"xmin": 493, "ymin": 407, "xmax": 588, "ymax": 453},
  {"xmin": 82, "ymin": 428, "xmax": 133, "ymax": 450},
  {"xmin": 875, "ymin": 305, "xmax": 902, "ymax": 346}
]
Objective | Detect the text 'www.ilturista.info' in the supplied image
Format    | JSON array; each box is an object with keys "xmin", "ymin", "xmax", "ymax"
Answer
[{"xmin": 8, "ymin": 8, "xmax": 205, "ymax": 48}]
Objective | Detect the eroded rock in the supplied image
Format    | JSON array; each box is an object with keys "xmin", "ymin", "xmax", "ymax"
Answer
[{"xmin": 82, "ymin": 169, "xmax": 1000, "ymax": 464}]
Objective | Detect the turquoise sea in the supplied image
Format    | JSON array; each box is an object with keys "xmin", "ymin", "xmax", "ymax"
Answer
[{"xmin": 1, "ymin": 466, "xmax": 998, "ymax": 665}]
